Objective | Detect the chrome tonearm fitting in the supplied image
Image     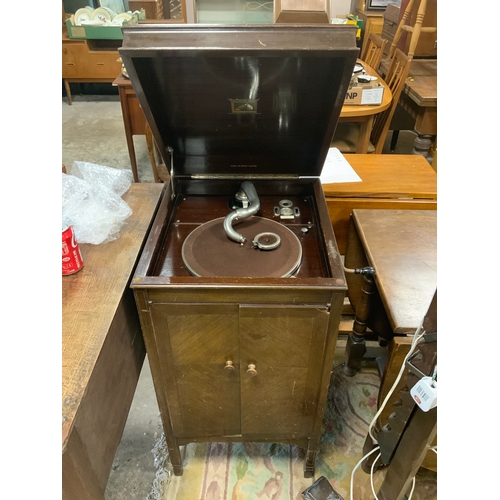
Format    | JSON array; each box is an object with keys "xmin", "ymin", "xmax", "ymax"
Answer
[{"xmin": 223, "ymin": 181, "xmax": 261, "ymax": 244}]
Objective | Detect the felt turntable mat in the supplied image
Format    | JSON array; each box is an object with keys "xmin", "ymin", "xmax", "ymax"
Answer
[{"xmin": 181, "ymin": 216, "xmax": 302, "ymax": 278}]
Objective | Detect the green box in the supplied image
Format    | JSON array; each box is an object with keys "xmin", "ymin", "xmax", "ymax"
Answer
[{"xmin": 65, "ymin": 10, "xmax": 144, "ymax": 40}]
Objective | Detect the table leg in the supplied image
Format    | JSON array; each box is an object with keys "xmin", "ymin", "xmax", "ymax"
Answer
[
  {"xmin": 356, "ymin": 116, "xmax": 373, "ymax": 154},
  {"xmin": 117, "ymin": 87, "xmax": 140, "ymax": 182},
  {"xmin": 411, "ymin": 134, "xmax": 435, "ymax": 161},
  {"xmin": 64, "ymin": 79, "xmax": 72, "ymax": 106},
  {"xmin": 344, "ymin": 272, "xmax": 376, "ymax": 376}
]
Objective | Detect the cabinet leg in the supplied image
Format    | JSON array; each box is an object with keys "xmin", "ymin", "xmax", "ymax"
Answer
[
  {"xmin": 166, "ymin": 439, "xmax": 183, "ymax": 476},
  {"xmin": 344, "ymin": 273, "xmax": 376, "ymax": 376},
  {"xmin": 64, "ymin": 79, "xmax": 72, "ymax": 106},
  {"xmin": 304, "ymin": 449, "xmax": 316, "ymax": 478}
]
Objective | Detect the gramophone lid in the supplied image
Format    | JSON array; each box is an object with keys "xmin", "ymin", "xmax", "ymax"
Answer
[{"xmin": 120, "ymin": 24, "xmax": 358, "ymax": 178}]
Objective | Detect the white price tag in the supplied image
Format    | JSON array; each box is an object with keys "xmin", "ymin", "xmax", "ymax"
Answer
[
  {"xmin": 360, "ymin": 87, "xmax": 384, "ymax": 105},
  {"xmin": 410, "ymin": 377, "xmax": 437, "ymax": 412}
]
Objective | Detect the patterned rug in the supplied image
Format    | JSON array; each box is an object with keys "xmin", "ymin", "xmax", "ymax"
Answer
[{"xmin": 152, "ymin": 362, "xmax": 437, "ymax": 500}]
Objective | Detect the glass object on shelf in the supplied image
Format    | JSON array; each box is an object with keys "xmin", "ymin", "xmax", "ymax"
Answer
[{"xmin": 196, "ymin": 0, "xmax": 274, "ymax": 24}]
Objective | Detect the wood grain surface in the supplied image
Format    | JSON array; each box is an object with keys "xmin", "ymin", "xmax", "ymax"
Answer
[
  {"xmin": 352, "ymin": 209, "xmax": 436, "ymax": 333},
  {"xmin": 62, "ymin": 183, "xmax": 164, "ymax": 448}
]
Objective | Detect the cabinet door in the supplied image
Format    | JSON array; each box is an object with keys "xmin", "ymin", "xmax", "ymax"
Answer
[
  {"xmin": 239, "ymin": 305, "xmax": 329, "ymax": 438},
  {"xmin": 150, "ymin": 303, "xmax": 240, "ymax": 438},
  {"xmin": 62, "ymin": 41, "xmax": 89, "ymax": 78}
]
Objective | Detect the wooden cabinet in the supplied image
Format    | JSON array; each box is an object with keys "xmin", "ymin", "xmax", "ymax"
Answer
[
  {"xmin": 148, "ymin": 302, "xmax": 330, "ymax": 441},
  {"xmin": 356, "ymin": 5, "xmax": 384, "ymax": 55},
  {"xmin": 382, "ymin": 4, "xmax": 399, "ymax": 55},
  {"xmin": 62, "ymin": 33, "xmax": 122, "ymax": 104}
]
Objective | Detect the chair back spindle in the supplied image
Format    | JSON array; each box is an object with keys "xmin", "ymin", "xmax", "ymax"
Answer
[
  {"xmin": 370, "ymin": 48, "xmax": 412, "ymax": 153},
  {"xmin": 360, "ymin": 33, "xmax": 387, "ymax": 72}
]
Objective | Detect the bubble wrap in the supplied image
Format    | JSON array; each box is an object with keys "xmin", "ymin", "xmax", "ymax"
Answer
[{"xmin": 62, "ymin": 162, "xmax": 133, "ymax": 245}]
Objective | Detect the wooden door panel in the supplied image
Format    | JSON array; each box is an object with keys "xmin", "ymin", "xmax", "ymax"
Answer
[
  {"xmin": 239, "ymin": 306, "xmax": 329, "ymax": 437},
  {"xmin": 241, "ymin": 365, "xmax": 309, "ymax": 436},
  {"xmin": 150, "ymin": 303, "xmax": 240, "ymax": 438}
]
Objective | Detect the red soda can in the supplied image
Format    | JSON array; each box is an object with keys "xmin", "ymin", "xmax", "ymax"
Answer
[{"xmin": 62, "ymin": 224, "xmax": 84, "ymax": 275}]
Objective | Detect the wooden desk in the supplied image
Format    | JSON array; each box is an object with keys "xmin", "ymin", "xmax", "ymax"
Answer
[
  {"xmin": 322, "ymin": 154, "xmax": 437, "ymax": 254},
  {"xmin": 343, "ymin": 208, "xmax": 436, "ymax": 374},
  {"xmin": 114, "ymin": 63, "xmax": 392, "ymax": 180},
  {"xmin": 62, "ymin": 183, "xmax": 164, "ymax": 500},
  {"xmin": 338, "ymin": 61, "xmax": 392, "ymax": 154}
]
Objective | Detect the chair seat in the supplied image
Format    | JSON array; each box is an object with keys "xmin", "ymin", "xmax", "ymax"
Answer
[{"xmin": 331, "ymin": 122, "xmax": 376, "ymax": 154}]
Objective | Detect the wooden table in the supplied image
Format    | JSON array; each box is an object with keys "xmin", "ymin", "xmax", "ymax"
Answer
[
  {"xmin": 338, "ymin": 61, "xmax": 392, "ymax": 154},
  {"xmin": 62, "ymin": 183, "xmax": 164, "ymax": 500},
  {"xmin": 113, "ymin": 74, "xmax": 147, "ymax": 182},
  {"xmin": 382, "ymin": 58, "xmax": 437, "ymax": 157},
  {"xmin": 113, "ymin": 63, "xmax": 392, "ymax": 181},
  {"xmin": 343, "ymin": 209, "xmax": 437, "ymax": 374},
  {"xmin": 322, "ymin": 154, "xmax": 437, "ymax": 255}
]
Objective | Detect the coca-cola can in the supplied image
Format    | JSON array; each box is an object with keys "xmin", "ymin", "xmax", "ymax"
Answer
[{"xmin": 62, "ymin": 224, "xmax": 84, "ymax": 275}]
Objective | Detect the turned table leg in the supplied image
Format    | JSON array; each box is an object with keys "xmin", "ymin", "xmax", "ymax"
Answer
[
  {"xmin": 412, "ymin": 134, "xmax": 435, "ymax": 161},
  {"xmin": 344, "ymin": 269, "xmax": 376, "ymax": 376}
]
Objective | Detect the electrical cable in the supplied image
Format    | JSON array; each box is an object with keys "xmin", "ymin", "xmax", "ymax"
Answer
[
  {"xmin": 347, "ymin": 291, "xmax": 431, "ymax": 498},
  {"xmin": 370, "ymin": 452, "xmax": 381, "ymax": 498},
  {"xmin": 350, "ymin": 445, "xmax": 380, "ymax": 500},
  {"xmin": 368, "ymin": 319, "xmax": 426, "ymax": 443}
]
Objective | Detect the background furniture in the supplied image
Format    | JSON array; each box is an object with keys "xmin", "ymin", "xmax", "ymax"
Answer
[
  {"xmin": 62, "ymin": 31, "xmax": 122, "ymax": 105},
  {"xmin": 336, "ymin": 60, "xmax": 392, "ymax": 154},
  {"xmin": 274, "ymin": 0, "xmax": 330, "ymax": 23},
  {"xmin": 389, "ymin": 0, "xmax": 437, "ymax": 60},
  {"xmin": 322, "ymin": 154, "xmax": 437, "ymax": 255},
  {"xmin": 343, "ymin": 209, "xmax": 436, "ymax": 376},
  {"xmin": 384, "ymin": 58, "xmax": 437, "ymax": 159},
  {"xmin": 356, "ymin": 1, "xmax": 385, "ymax": 56},
  {"xmin": 113, "ymin": 74, "xmax": 146, "ymax": 182},
  {"xmin": 62, "ymin": 183, "xmax": 164, "ymax": 500},
  {"xmin": 332, "ymin": 49, "xmax": 411, "ymax": 154},
  {"xmin": 360, "ymin": 32, "xmax": 387, "ymax": 71},
  {"xmin": 381, "ymin": 3, "xmax": 400, "ymax": 56}
]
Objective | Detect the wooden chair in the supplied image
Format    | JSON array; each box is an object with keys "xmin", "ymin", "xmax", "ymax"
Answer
[
  {"xmin": 360, "ymin": 33, "xmax": 387, "ymax": 72},
  {"xmin": 388, "ymin": 0, "xmax": 437, "ymax": 61},
  {"xmin": 145, "ymin": 122, "xmax": 170, "ymax": 183},
  {"xmin": 331, "ymin": 49, "xmax": 412, "ymax": 154}
]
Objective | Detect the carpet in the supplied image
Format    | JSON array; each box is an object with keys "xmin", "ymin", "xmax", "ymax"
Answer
[{"xmin": 151, "ymin": 362, "xmax": 437, "ymax": 500}]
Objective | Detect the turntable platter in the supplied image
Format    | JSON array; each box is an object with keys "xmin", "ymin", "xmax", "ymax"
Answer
[{"xmin": 182, "ymin": 216, "xmax": 302, "ymax": 278}]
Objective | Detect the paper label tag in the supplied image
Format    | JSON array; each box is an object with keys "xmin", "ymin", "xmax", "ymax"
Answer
[
  {"xmin": 410, "ymin": 376, "xmax": 437, "ymax": 412},
  {"xmin": 360, "ymin": 87, "xmax": 384, "ymax": 105}
]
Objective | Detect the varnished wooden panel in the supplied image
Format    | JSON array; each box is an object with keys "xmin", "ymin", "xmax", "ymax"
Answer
[
  {"xmin": 62, "ymin": 183, "xmax": 164, "ymax": 493},
  {"xmin": 352, "ymin": 209, "xmax": 436, "ymax": 333},
  {"xmin": 239, "ymin": 306, "xmax": 329, "ymax": 437},
  {"xmin": 150, "ymin": 303, "xmax": 241, "ymax": 438}
]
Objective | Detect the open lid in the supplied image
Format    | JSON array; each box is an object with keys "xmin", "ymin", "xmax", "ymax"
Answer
[{"xmin": 120, "ymin": 24, "xmax": 358, "ymax": 178}]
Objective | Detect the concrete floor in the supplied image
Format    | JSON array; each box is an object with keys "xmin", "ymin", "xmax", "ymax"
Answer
[{"xmin": 62, "ymin": 93, "xmax": 419, "ymax": 500}]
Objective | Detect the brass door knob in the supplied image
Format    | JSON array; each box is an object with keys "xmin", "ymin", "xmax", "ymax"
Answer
[
  {"xmin": 224, "ymin": 360, "xmax": 235, "ymax": 372},
  {"xmin": 246, "ymin": 364, "xmax": 257, "ymax": 377}
]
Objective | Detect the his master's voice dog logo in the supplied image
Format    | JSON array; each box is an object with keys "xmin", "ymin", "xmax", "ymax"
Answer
[{"xmin": 230, "ymin": 98, "xmax": 259, "ymax": 114}]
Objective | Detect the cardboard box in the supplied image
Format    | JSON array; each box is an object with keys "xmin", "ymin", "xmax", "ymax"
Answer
[{"xmin": 344, "ymin": 82, "xmax": 384, "ymax": 105}]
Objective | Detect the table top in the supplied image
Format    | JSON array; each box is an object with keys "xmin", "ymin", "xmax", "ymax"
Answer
[
  {"xmin": 62, "ymin": 183, "xmax": 164, "ymax": 449},
  {"xmin": 339, "ymin": 61, "xmax": 392, "ymax": 119},
  {"xmin": 405, "ymin": 59, "xmax": 437, "ymax": 106},
  {"xmin": 381, "ymin": 58, "xmax": 436, "ymax": 107},
  {"xmin": 352, "ymin": 209, "xmax": 437, "ymax": 334},
  {"xmin": 322, "ymin": 154, "xmax": 437, "ymax": 199}
]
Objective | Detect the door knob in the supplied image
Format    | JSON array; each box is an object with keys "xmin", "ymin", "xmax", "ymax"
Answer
[
  {"xmin": 224, "ymin": 360, "xmax": 235, "ymax": 372},
  {"xmin": 246, "ymin": 364, "xmax": 257, "ymax": 377}
]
